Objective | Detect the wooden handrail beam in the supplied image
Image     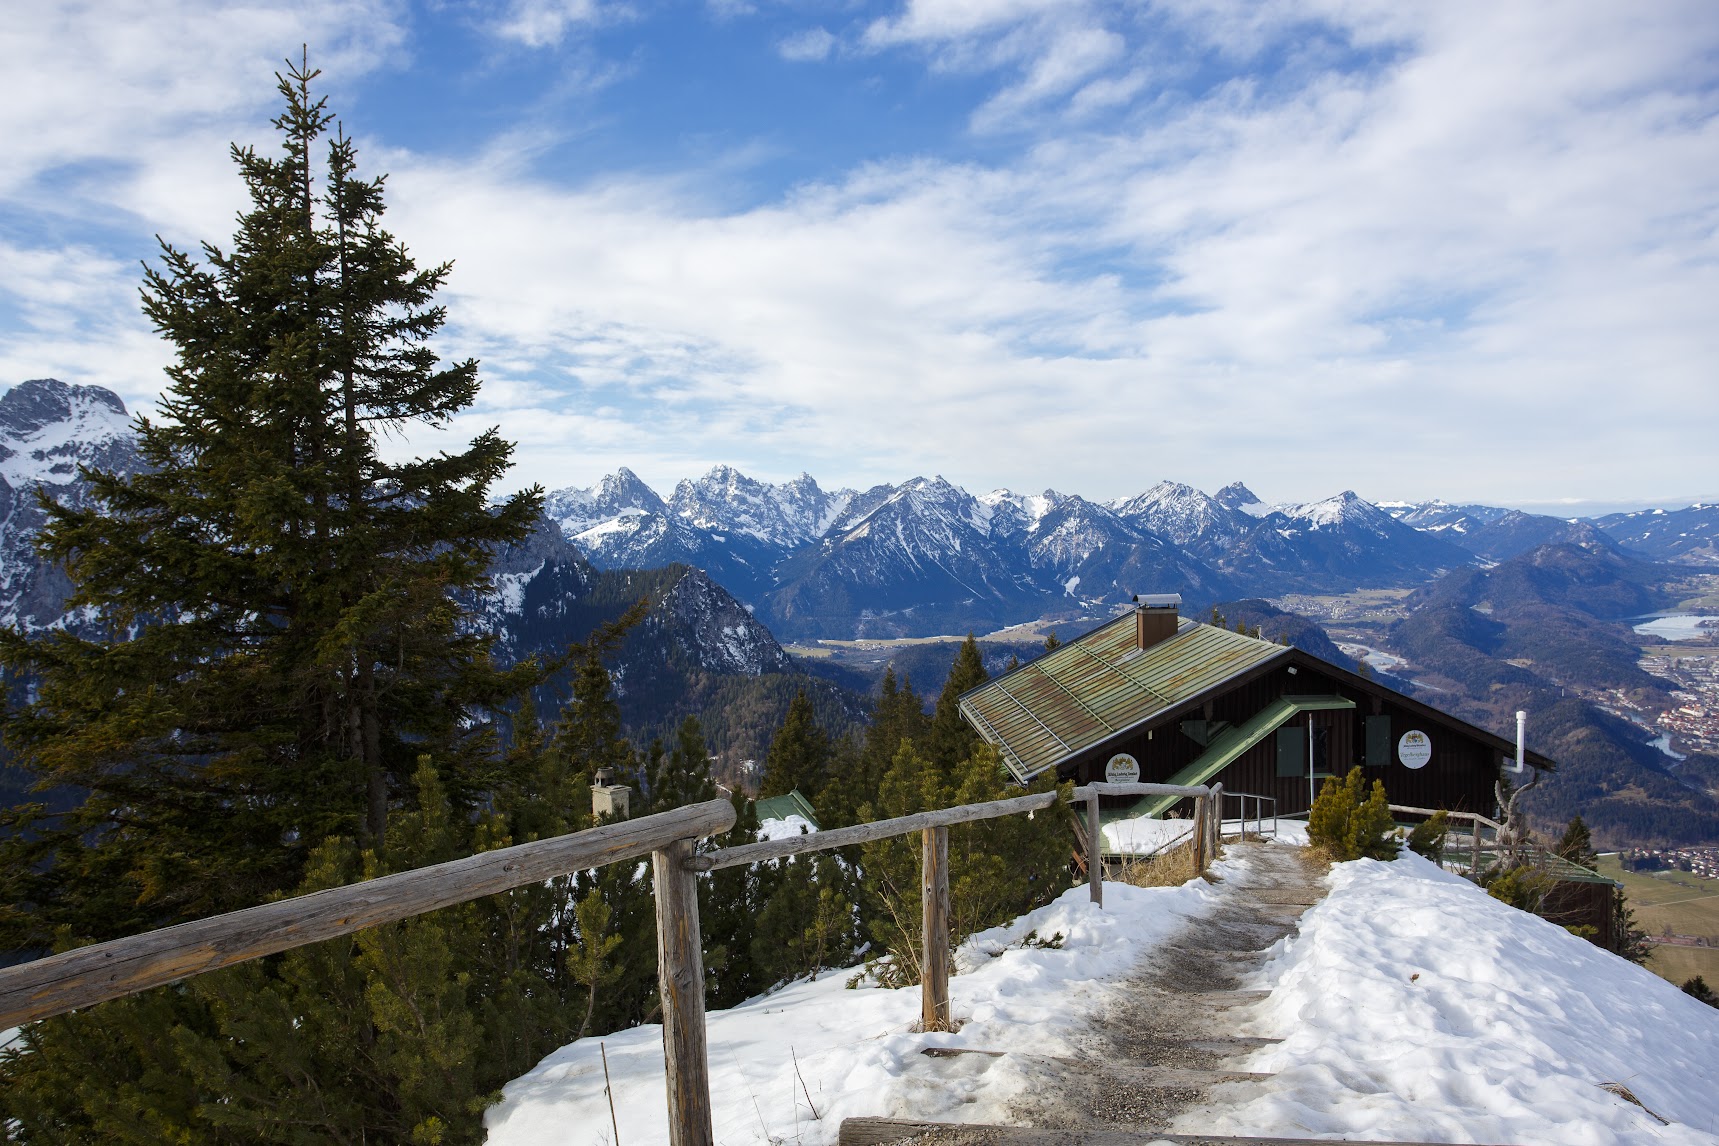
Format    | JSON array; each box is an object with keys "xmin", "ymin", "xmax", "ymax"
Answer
[
  {"xmin": 1388, "ymin": 804, "xmax": 1501, "ymax": 832},
  {"xmin": 1072, "ymin": 782, "xmax": 1211, "ymax": 799},
  {"xmin": 0, "ymin": 799, "xmax": 737, "ymax": 1030},
  {"xmin": 687, "ymin": 791, "xmax": 1063, "ymax": 871}
]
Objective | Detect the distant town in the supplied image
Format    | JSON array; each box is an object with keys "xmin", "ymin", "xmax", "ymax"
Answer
[{"xmin": 1641, "ymin": 653, "xmax": 1719, "ymax": 757}]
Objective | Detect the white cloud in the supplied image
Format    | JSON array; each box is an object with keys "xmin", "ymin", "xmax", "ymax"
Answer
[
  {"xmin": 777, "ymin": 27, "xmax": 836, "ymax": 63},
  {"xmin": 4, "ymin": 0, "xmax": 1717, "ymax": 510},
  {"xmin": 492, "ymin": 0, "xmax": 606, "ymax": 48}
]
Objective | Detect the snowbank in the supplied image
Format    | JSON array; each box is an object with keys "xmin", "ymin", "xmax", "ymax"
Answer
[
  {"xmin": 485, "ymin": 862, "xmax": 1230, "ymax": 1145},
  {"xmin": 757, "ymin": 814, "xmax": 816, "ymax": 842},
  {"xmin": 1195, "ymin": 851, "xmax": 1719, "ymax": 1145}
]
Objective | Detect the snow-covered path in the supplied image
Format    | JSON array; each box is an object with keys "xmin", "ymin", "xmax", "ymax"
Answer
[
  {"xmin": 486, "ymin": 849, "xmax": 1233, "ymax": 1145},
  {"xmin": 1180, "ymin": 851, "xmax": 1719, "ymax": 1145},
  {"xmin": 487, "ymin": 840, "xmax": 1719, "ymax": 1145}
]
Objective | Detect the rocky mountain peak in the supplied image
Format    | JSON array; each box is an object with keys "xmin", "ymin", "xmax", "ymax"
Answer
[
  {"xmin": 0, "ymin": 378, "xmax": 135, "ymax": 489},
  {"xmin": 1215, "ymin": 481, "xmax": 1269, "ymax": 517},
  {"xmin": 668, "ymin": 464, "xmax": 849, "ymax": 545}
]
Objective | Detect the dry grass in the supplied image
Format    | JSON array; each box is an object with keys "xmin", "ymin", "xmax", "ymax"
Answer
[{"xmin": 1115, "ymin": 842, "xmax": 1199, "ymax": 888}]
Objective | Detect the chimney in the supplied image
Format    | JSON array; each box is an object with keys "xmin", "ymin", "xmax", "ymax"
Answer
[{"xmin": 1131, "ymin": 593, "xmax": 1181, "ymax": 650}]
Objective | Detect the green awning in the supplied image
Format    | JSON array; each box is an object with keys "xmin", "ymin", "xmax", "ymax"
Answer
[
  {"xmin": 752, "ymin": 789, "xmax": 820, "ymax": 830},
  {"xmin": 1122, "ymin": 694, "xmax": 1356, "ymax": 819}
]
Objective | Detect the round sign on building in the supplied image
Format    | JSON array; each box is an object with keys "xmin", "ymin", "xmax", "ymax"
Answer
[
  {"xmin": 1397, "ymin": 730, "xmax": 1432, "ymax": 770},
  {"xmin": 1105, "ymin": 753, "xmax": 1140, "ymax": 784}
]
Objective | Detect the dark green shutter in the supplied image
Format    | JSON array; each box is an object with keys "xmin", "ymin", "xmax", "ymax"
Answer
[
  {"xmin": 1366, "ymin": 715, "xmax": 1392, "ymax": 767},
  {"xmin": 1276, "ymin": 726, "xmax": 1306, "ymax": 777}
]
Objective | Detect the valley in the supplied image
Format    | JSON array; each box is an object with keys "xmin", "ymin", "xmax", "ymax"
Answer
[{"xmin": 3, "ymin": 376, "xmax": 1719, "ymax": 848}]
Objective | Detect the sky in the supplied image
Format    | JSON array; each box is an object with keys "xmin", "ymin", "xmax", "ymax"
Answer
[{"xmin": 2, "ymin": 1, "xmax": 1716, "ymax": 516}]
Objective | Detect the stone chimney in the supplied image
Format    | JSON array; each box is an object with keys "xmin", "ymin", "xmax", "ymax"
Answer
[
  {"xmin": 1131, "ymin": 593, "xmax": 1182, "ymax": 651},
  {"xmin": 591, "ymin": 767, "xmax": 631, "ymax": 820}
]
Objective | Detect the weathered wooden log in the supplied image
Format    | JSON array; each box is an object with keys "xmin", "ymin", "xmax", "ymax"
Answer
[
  {"xmin": 1192, "ymin": 794, "xmax": 1209, "ymax": 873},
  {"xmin": 689, "ymin": 791, "xmax": 1061, "ymax": 871},
  {"xmin": 922, "ymin": 825, "xmax": 951, "ymax": 1032},
  {"xmin": 1071, "ymin": 781, "xmax": 1211, "ymax": 799},
  {"xmin": 1210, "ymin": 783, "xmax": 1224, "ymax": 855},
  {"xmin": 837, "ymin": 1121, "xmax": 1525, "ymax": 1146},
  {"xmin": 1084, "ymin": 789, "xmax": 1103, "ymax": 907},
  {"xmin": 0, "ymin": 799, "xmax": 736, "ymax": 1030},
  {"xmin": 655, "ymin": 837, "xmax": 714, "ymax": 1146}
]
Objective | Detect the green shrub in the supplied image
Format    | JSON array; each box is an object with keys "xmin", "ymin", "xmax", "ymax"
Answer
[
  {"xmin": 1407, "ymin": 810, "xmax": 1450, "ymax": 863},
  {"xmin": 1308, "ymin": 767, "xmax": 1400, "ymax": 862}
]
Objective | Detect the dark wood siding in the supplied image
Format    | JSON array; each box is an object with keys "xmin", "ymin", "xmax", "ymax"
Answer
[{"xmin": 1056, "ymin": 657, "xmax": 1505, "ymax": 818}]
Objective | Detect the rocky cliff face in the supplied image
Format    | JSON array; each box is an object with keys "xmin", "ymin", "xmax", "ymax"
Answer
[{"xmin": 0, "ymin": 379, "xmax": 142, "ymax": 633}]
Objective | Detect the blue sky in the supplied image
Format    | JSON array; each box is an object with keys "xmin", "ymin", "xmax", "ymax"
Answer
[{"xmin": 3, "ymin": 0, "xmax": 1716, "ymax": 514}]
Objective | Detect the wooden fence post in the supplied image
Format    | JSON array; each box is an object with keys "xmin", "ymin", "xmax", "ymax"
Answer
[
  {"xmin": 1192, "ymin": 796, "xmax": 1207, "ymax": 874},
  {"xmin": 1472, "ymin": 816, "xmax": 1482, "ymax": 874},
  {"xmin": 922, "ymin": 825, "xmax": 951, "ymax": 1032},
  {"xmin": 1085, "ymin": 789, "xmax": 1103, "ymax": 907},
  {"xmin": 1210, "ymin": 784, "xmax": 1223, "ymax": 857},
  {"xmin": 654, "ymin": 838, "xmax": 714, "ymax": 1146}
]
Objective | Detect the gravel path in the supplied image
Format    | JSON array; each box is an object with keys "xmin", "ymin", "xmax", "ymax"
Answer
[{"xmin": 876, "ymin": 839, "xmax": 1326, "ymax": 1146}]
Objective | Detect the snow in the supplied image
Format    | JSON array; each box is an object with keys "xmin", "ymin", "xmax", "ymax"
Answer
[
  {"xmin": 490, "ymin": 834, "xmax": 1719, "ymax": 1146},
  {"xmin": 1337, "ymin": 642, "xmax": 1410, "ymax": 673},
  {"xmin": 1190, "ymin": 851, "xmax": 1719, "ymax": 1145},
  {"xmin": 1101, "ymin": 815, "xmax": 1194, "ymax": 856},
  {"xmin": 1062, "ymin": 575, "xmax": 1080, "ymax": 596},
  {"xmin": 486, "ymin": 867, "xmax": 1228, "ymax": 1145},
  {"xmin": 1634, "ymin": 614, "xmax": 1719, "ymax": 642},
  {"xmin": 757, "ymin": 814, "xmax": 816, "ymax": 841},
  {"xmin": 0, "ymin": 388, "xmax": 132, "ymax": 488}
]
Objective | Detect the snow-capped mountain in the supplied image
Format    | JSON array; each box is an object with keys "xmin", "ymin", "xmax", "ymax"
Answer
[
  {"xmin": 668, "ymin": 466, "xmax": 851, "ymax": 546},
  {"xmin": 544, "ymin": 467, "xmax": 665, "ymax": 535},
  {"xmin": 1215, "ymin": 481, "xmax": 1270, "ymax": 517},
  {"xmin": 1109, "ymin": 481, "xmax": 1253, "ymax": 558},
  {"xmin": 0, "ymin": 379, "xmax": 142, "ymax": 633},
  {"xmin": 1594, "ymin": 503, "xmax": 1719, "ymax": 566},
  {"xmin": 1383, "ymin": 499, "xmax": 1633, "ymax": 562},
  {"xmin": 1380, "ymin": 499, "xmax": 1514, "ymax": 535},
  {"xmin": 1217, "ymin": 491, "xmax": 1472, "ymax": 593},
  {"xmin": 765, "ymin": 475, "xmax": 1047, "ymax": 638},
  {"xmin": 0, "ymin": 382, "xmax": 791, "ymax": 709}
]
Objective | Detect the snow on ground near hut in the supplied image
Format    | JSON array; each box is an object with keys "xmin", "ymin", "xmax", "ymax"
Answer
[
  {"xmin": 1102, "ymin": 815, "xmax": 1269, "ymax": 855},
  {"xmin": 485, "ymin": 858, "xmax": 1232, "ymax": 1145},
  {"xmin": 756, "ymin": 814, "xmax": 816, "ymax": 841},
  {"xmin": 1193, "ymin": 850, "xmax": 1719, "ymax": 1145}
]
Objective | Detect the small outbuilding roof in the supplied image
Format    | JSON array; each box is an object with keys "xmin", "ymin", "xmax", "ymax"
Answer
[{"xmin": 958, "ymin": 613, "xmax": 1289, "ymax": 783}]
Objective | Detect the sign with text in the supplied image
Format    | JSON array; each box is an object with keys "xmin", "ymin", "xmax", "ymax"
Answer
[
  {"xmin": 1105, "ymin": 753, "xmax": 1141, "ymax": 783},
  {"xmin": 1398, "ymin": 730, "xmax": 1432, "ymax": 770}
]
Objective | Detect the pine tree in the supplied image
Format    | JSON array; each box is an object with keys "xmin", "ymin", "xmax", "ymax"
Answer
[
  {"xmin": 1308, "ymin": 767, "xmax": 1398, "ymax": 861},
  {"xmin": 0, "ymin": 59, "xmax": 542, "ymax": 951},
  {"xmin": 643, "ymin": 716, "xmax": 718, "ymax": 813},
  {"xmin": 927, "ymin": 635, "xmax": 988, "ymax": 772},
  {"xmin": 0, "ymin": 61, "xmax": 584, "ymax": 1142},
  {"xmin": 1555, "ymin": 815, "xmax": 1597, "ymax": 870},
  {"xmin": 758, "ymin": 689, "xmax": 830, "ymax": 798},
  {"xmin": 1043, "ymin": 630, "xmax": 1061, "ymax": 652}
]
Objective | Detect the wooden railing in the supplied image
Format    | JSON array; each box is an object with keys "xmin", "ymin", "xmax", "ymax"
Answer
[
  {"xmin": 1388, "ymin": 804, "xmax": 1501, "ymax": 874},
  {"xmin": 0, "ymin": 781, "xmax": 1225, "ymax": 1146}
]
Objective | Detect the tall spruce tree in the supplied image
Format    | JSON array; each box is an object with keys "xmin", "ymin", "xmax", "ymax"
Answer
[
  {"xmin": 0, "ymin": 61, "xmax": 558, "ymax": 1142},
  {"xmin": 0, "ymin": 59, "xmax": 542, "ymax": 945},
  {"xmin": 927, "ymin": 634, "xmax": 988, "ymax": 771},
  {"xmin": 758, "ymin": 689, "xmax": 830, "ymax": 798}
]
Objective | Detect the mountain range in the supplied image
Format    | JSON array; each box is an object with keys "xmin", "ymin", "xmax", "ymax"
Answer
[
  {"xmin": 544, "ymin": 468, "xmax": 1716, "ymax": 641},
  {"xmin": 2, "ymin": 377, "xmax": 1717, "ymax": 844}
]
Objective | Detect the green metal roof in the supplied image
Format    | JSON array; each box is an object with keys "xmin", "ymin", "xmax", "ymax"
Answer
[
  {"xmin": 752, "ymin": 789, "xmax": 820, "ymax": 829},
  {"xmin": 1122, "ymin": 694, "xmax": 1356, "ymax": 819},
  {"xmin": 959, "ymin": 614, "xmax": 1290, "ymax": 784}
]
